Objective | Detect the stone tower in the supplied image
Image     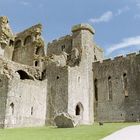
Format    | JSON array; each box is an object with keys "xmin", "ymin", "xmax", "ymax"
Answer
[{"xmin": 45, "ymin": 24, "xmax": 103, "ymax": 125}]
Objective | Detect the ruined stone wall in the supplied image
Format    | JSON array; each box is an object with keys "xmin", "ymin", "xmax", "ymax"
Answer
[
  {"xmin": 94, "ymin": 44, "xmax": 103, "ymax": 61},
  {"xmin": 0, "ymin": 58, "xmax": 47, "ymax": 128},
  {"xmin": 0, "ymin": 74, "xmax": 8, "ymax": 128},
  {"xmin": 93, "ymin": 52, "xmax": 140, "ymax": 122},
  {"xmin": 0, "ymin": 16, "xmax": 14, "ymax": 60},
  {"xmin": 45, "ymin": 64, "xmax": 68, "ymax": 125},
  {"xmin": 47, "ymin": 35, "xmax": 72, "ymax": 56},
  {"xmin": 5, "ymin": 79, "xmax": 47, "ymax": 128},
  {"xmin": 12, "ymin": 24, "xmax": 45, "ymax": 68}
]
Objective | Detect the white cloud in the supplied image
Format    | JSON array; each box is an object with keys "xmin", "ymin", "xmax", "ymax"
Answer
[
  {"xmin": 89, "ymin": 6, "xmax": 129, "ymax": 24},
  {"xmin": 115, "ymin": 6, "xmax": 130, "ymax": 16},
  {"xmin": 20, "ymin": 1, "xmax": 30, "ymax": 6},
  {"xmin": 106, "ymin": 36, "xmax": 140, "ymax": 55},
  {"xmin": 89, "ymin": 11, "xmax": 113, "ymax": 24}
]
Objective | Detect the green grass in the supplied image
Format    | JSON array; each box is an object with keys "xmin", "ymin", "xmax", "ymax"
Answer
[{"xmin": 0, "ymin": 123, "xmax": 139, "ymax": 140}]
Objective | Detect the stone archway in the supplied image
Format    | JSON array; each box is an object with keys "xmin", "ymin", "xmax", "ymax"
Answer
[{"xmin": 75, "ymin": 102, "xmax": 84, "ymax": 118}]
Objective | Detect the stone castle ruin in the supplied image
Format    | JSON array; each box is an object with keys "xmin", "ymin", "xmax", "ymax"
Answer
[{"xmin": 0, "ymin": 16, "xmax": 139, "ymax": 128}]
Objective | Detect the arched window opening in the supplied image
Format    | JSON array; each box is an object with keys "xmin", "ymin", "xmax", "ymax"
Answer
[
  {"xmin": 94, "ymin": 79, "xmax": 98, "ymax": 101},
  {"xmin": 35, "ymin": 47, "xmax": 40, "ymax": 55},
  {"xmin": 35, "ymin": 61, "xmax": 39, "ymax": 67},
  {"xmin": 41, "ymin": 69, "xmax": 46, "ymax": 80},
  {"xmin": 9, "ymin": 40, "xmax": 14, "ymax": 46},
  {"xmin": 108, "ymin": 76, "xmax": 112, "ymax": 100},
  {"xmin": 16, "ymin": 70, "xmax": 34, "ymax": 80},
  {"xmin": 94, "ymin": 55, "xmax": 97, "ymax": 61},
  {"xmin": 31, "ymin": 107, "xmax": 33, "ymax": 115},
  {"xmin": 15, "ymin": 40, "xmax": 22, "ymax": 48},
  {"xmin": 24, "ymin": 35, "xmax": 32, "ymax": 45},
  {"xmin": 10, "ymin": 103, "xmax": 14, "ymax": 115},
  {"xmin": 75, "ymin": 103, "xmax": 84, "ymax": 116},
  {"xmin": 123, "ymin": 73, "xmax": 128, "ymax": 97}
]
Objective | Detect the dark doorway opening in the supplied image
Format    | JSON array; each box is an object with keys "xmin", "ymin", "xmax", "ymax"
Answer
[
  {"xmin": 16, "ymin": 70, "xmax": 34, "ymax": 80},
  {"xmin": 75, "ymin": 103, "xmax": 83, "ymax": 116},
  {"xmin": 10, "ymin": 103, "xmax": 14, "ymax": 115},
  {"xmin": 76, "ymin": 105, "xmax": 80, "ymax": 115}
]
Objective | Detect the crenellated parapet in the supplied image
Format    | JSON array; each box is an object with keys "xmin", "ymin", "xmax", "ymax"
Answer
[
  {"xmin": 93, "ymin": 51, "xmax": 140, "ymax": 66},
  {"xmin": 48, "ymin": 35, "xmax": 72, "ymax": 45},
  {"xmin": 47, "ymin": 35, "xmax": 72, "ymax": 56}
]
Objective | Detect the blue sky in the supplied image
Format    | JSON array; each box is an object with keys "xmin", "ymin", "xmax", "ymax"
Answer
[{"xmin": 0, "ymin": 0, "xmax": 140, "ymax": 58}]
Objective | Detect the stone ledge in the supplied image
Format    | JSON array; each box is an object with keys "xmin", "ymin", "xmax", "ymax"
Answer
[{"xmin": 71, "ymin": 23, "xmax": 95, "ymax": 34}]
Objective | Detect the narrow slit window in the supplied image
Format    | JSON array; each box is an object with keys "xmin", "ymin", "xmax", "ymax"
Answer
[
  {"xmin": 123, "ymin": 73, "xmax": 128, "ymax": 97},
  {"xmin": 108, "ymin": 76, "xmax": 112, "ymax": 100},
  {"xmin": 94, "ymin": 79, "xmax": 98, "ymax": 101},
  {"xmin": 31, "ymin": 107, "xmax": 33, "ymax": 115}
]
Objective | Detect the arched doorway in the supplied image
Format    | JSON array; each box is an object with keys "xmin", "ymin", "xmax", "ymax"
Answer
[
  {"xmin": 10, "ymin": 103, "xmax": 14, "ymax": 115},
  {"xmin": 16, "ymin": 70, "xmax": 34, "ymax": 80},
  {"xmin": 75, "ymin": 102, "xmax": 84, "ymax": 118}
]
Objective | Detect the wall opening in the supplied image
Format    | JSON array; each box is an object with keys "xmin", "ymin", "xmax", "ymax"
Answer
[
  {"xmin": 75, "ymin": 103, "xmax": 84, "ymax": 116},
  {"xmin": 94, "ymin": 55, "xmax": 97, "ymax": 61},
  {"xmin": 35, "ymin": 47, "xmax": 40, "ymax": 55},
  {"xmin": 41, "ymin": 69, "xmax": 46, "ymax": 80},
  {"xmin": 31, "ymin": 107, "xmax": 33, "ymax": 115},
  {"xmin": 123, "ymin": 73, "xmax": 128, "ymax": 97},
  {"xmin": 61, "ymin": 45, "xmax": 65, "ymax": 51},
  {"xmin": 76, "ymin": 105, "xmax": 80, "ymax": 115},
  {"xmin": 0, "ymin": 79, "xmax": 2, "ymax": 87},
  {"xmin": 78, "ymin": 76, "xmax": 80, "ymax": 82},
  {"xmin": 35, "ymin": 61, "xmax": 39, "ymax": 67},
  {"xmin": 15, "ymin": 40, "xmax": 22, "ymax": 48},
  {"xmin": 16, "ymin": 70, "xmax": 33, "ymax": 80},
  {"xmin": 10, "ymin": 103, "xmax": 14, "ymax": 115},
  {"xmin": 94, "ymin": 79, "xmax": 98, "ymax": 101},
  {"xmin": 9, "ymin": 40, "xmax": 14, "ymax": 46},
  {"xmin": 56, "ymin": 76, "xmax": 60, "ymax": 79},
  {"xmin": 108, "ymin": 76, "xmax": 112, "ymax": 100},
  {"xmin": 24, "ymin": 35, "xmax": 32, "ymax": 45}
]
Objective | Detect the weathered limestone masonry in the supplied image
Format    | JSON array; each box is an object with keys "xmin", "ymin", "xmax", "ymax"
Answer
[
  {"xmin": 93, "ymin": 53, "xmax": 140, "ymax": 122},
  {"xmin": 0, "ymin": 16, "xmax": 47, "ymax": 128},
  {"xmin": 0, "ymin": 16, "xmax": 139, "ymax": 128},
  {"xmin": 0, "ymin": 16, "xmax": 14, "ymax": 60},
  {"xmin": 46, "ymin": 24, "xmax": 103, "ymax": 125},
  {"xmin": 1, "ymin": 58, "xmax": 47, "ymax": 128},
  {"xmin": 12, "ymin": 24, "xmax": 45, "ymax": 68}
]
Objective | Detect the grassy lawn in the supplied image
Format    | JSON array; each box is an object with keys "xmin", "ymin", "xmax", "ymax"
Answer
[{"xmin": 0, "ymin": 123, "xmax": 139, "ymax": 140}]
